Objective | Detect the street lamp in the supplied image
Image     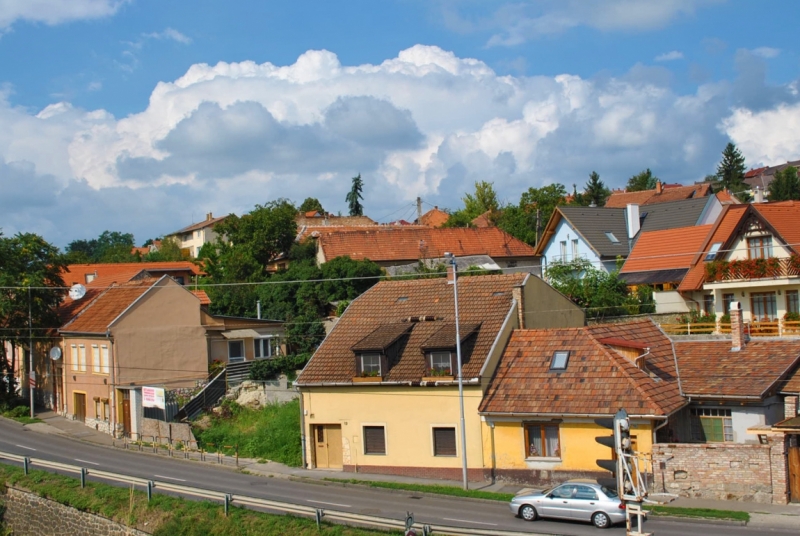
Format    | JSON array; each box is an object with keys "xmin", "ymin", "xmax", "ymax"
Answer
[{"xmin": 444, "ymin": 252, "xmax": 469, "ymax": 490}]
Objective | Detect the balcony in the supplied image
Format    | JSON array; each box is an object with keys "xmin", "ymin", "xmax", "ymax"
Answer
[
  {"xmin": 661, "ymin": 319, "xmax": 800, "ymax": 337},
  {"xmin": 705, "ymin": 255, "xmax": 800, "ymax": 282}
]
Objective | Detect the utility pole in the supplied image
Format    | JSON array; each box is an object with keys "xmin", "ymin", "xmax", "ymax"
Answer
[
  {"xmin": 28, "ymin": 287, "xmax": 34, "ymax": 419},
  {"xmin": 416, "ymin": 197, "xmax": 422, "ymax": 223}
]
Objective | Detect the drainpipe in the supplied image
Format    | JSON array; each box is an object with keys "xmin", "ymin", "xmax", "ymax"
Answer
[
  {"xmin": 297, "ymin": 384, "xmax": 307, "ymax": 468},
  {"xmin": 108, "ymin": 330, "xmax": 117, "ymax": 437},
  {"xmin": 489, "ymin": 420, "xmax": 497, "ymax": 485}
]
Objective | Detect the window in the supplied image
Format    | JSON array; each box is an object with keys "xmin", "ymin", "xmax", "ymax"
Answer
[
  {"xmin": 751, "ymin": 292, "xmax": 777, "ymax": 321},
  {"xmin": 71, "ymin": 344, "xmax": 78, "ymax": 372},
  {"xmin": 574, "ymin": 485, "xmax": 598, "ymax": 501},
  {"xmin": 100, "ymin": 345, "xmax": 109, "ymax": 374},
  {"xmin": 255, "ymin": 337, "xmax": 282, "ymax": 359},
  {"xmin": 103, "ymin": 399, "xmax": 110, "ymax": 420},
  {"xmin": 723, "ymin": 293, "xmax": 735, "ymax": 315},
  {"xmin": 430, "ymin": 351, "xmax": 452, "ymax": 374},
  {"xmin": 92, "ymin": 345, "xmax": 101, "ymax": 373},
  {"xmin": 748, "ymin": 236, "xmax": 773, "ymax": 259},
  {"xmin": 525, "ymin": 424, "xmax": 560, "ymax": 457},
  {"xmin": 560, "ymin": 241, "xmax": 567, "ymax": 260},
  {"xmin": 361, "ymin": 353, "xmax": 382, "ymax": 376},
  {"xmin": 703, "ymin": 295, "xmax": 714, "ymax": 316},
  {"xmin": 787, "ymin": 290, "xmax": 799, "ymax": 315},
  {"xmin": 78, "ymin": 345, "xmax": 87, "ymax": 372},
  {"xmin": 433, "ymin": 427, "xmax": 457, "ymax": 456},
  {"xmin": 690, "ymin": 408, "xmax": 733, "ymax": 442},
  {"xmin": 550, "ymin": 350, "xmax": 570, "ymax": 371},
  {"xmin": 363, "ymin": 426, "xmax": 386, "ymax": 455},
  {"xmin": 604, "ymin": 232, "xmax": 619, "ymax": 244},
  {"xmin": 94, "ymin": 398, "xmax": 102, "ymax": 419},
  {"xmin": 571, "ymin": 239, "xmax": 579, "ymax": 260},
  {"xmin": 174, "ymin": 276, "xmax": 185, "ymax": 285},
  {"xmin": 704, "ymin": 242, "xmax": 722, "ymax": 262},
  {"xmin": 227, "ymin": 340, "xmax": 245, "ymax": 363}
]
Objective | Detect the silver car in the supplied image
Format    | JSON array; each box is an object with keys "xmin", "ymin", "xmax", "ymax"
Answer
[{"xmin": 509, "ymin": 479, "xmax": 627, "ymax": 529}]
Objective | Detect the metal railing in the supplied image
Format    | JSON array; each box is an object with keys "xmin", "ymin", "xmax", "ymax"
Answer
[
  {"xmin": 114, "ymin": 435, "xmax": 239, "ymax": 466},
  {"xmin": 660, "ymin": 319, "xmax": 800, "ymax": 337},
  {"xmin": 174, "ymin": 368, "xmax": 227, "ymax": 422},
  {"xmin": 0, "ymin": 450, "xmax": 539, "ymax": 536}
]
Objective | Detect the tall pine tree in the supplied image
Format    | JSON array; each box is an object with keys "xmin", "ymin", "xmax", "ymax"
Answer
[
  {"xmin": 576, "ymin": 171, "xmax": 610, "ymax": 207},
  {"xmin": 346, "ymin": 174, "xmax": 364, "ymax": 216},
  {"xmin": 715, "ymin": 143, "xmax": 747, "ymax": 194}
]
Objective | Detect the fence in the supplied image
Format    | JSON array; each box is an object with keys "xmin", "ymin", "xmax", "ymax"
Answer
[
  {"xmin": 0, "ymin": 450, "xmax": 539, "ymax": 536},
  {"xmin": 660, "ymin": 319, "xmax": 800, "ymax": 337},
  {"xmin": 113, "ymin": 435, "xmax": 240, "ymax": 466}
]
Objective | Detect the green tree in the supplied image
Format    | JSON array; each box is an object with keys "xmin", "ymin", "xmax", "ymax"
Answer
[
  {"xmin": 0, "ymin": 232, "xmax": 67, "ymax": 402},
  {"xmin": 715, "ymin": 143, "xmax": 747, "ymax": 193},
  {"xmin": 299, "ymin": 197, "xmax": 325, "ymax": 214},
  {"xmin": 767, "ymin": 166, "xmax": 800, "ymax": 201},
  {"xmin": 444, "ymin": 181, "xmax": 500, "ymax": 227},
  {"xmin": 346, "ymin": 174, "xmax": 364, "ymax": 216},
  {"xmin": 65, "ymin": 231, "xmax": 137, "ymax": 263},
  {"xmin": 575, "ymin": 171, "xmax": 610, "ymax": 207},
  {"xmin": 626, "ymin": 169, "xmax": 659, "ymax": 192},
  {"xmin": 143, "ymin": 237, "xmax": 185, "ymax": 262}
]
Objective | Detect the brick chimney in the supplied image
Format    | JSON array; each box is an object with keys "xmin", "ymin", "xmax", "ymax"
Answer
[
  {"xmin": 655, "ymin": 180, "xmax": 663, "ymax": 195},
  {"xmin": 730, "ymin": 301, "xmax": 745, "ymax": 351},
  {"xmin": 206, "ymin": 212, "xmax": 213, "ymax": 221},
  {"xmin": 511, "ymin": 286, "xmax": 526, "ymax": 329}
]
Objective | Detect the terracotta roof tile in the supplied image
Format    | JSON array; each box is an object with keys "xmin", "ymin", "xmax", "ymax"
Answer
[
  {"xmin": 60, "ymin": 279, "xmax": 158, "ymax": 334},
  {"xmin": 480, "ymin": 320, "xmax": 685, "ymax": 417},
  {"xmin": 169, "ymin": 215, "xmax": 228, "ymax": 235},
  {"xmin": 297, "ymin": 274, "xmax": 527, "ymax": 384},
  {"xmin": 191, "ymin": 290, "xmax": 211, "ymax": 305},
  {"xmin": 621, "ymin": 225, "xmax": 712, "ymax": 273},
  {"xmin": 782, "ymin": 366, "xmax": 800, "ymax": 394},
  {"xmin": 317, "ymin": 227, "xmax": 537, "ymax": 263},
  {"xmin": 753, "ymin": 201, "xmax": 800, "ymax": 254},
  {"xmin": 605, "ymin": 184, "xmax": 711, "ymax": 208},
  {"xmin": 674, "ymin": 339, "xmax": 800, "ymax": 398},
  {"xmin": 419, "ymin": 208, "xmax": 450, "ymax": 228},
  {"xmin": 64, "ymin": 262, "xmax": 202, "ymax": 288}
]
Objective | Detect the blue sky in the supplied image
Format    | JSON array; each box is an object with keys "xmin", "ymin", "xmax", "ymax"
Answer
[{"xmin": 1, "ymin": 0, "xmax": 799, "ymax": 247}]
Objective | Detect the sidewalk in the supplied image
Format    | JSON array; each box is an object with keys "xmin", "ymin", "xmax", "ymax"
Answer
[{"xmin": 16, "ymin": 411, "xmax": 800, "ymax": 528}]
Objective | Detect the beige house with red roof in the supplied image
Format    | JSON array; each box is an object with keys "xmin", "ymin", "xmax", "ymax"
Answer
[
  {"xmin": 65, "ymin": 261, "xmax": 202, "ymax": 288},
  {"xmin": 295, "ymin": 272, "xmax": 584, "ymax": 479},
  {"xmin": 58, "ymin": 276, "xmax": 209, "ymax": 437},
  {"xmin": 166, "ymin": 212, "xmax": 228, "ymax": 258}
]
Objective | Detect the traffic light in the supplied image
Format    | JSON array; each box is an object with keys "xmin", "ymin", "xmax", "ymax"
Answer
[{"xmin": 595, "ymin": 408, "xmax": 625, "ymax": 497}]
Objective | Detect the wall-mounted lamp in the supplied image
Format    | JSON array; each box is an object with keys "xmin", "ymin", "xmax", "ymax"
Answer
[
  {"xmin": 777, "ymin": 290, "xmax": 782, "ymax": 295},
  {"xmin": 741, "ymin": 292, "xmax": 745, "ymax": 297}
]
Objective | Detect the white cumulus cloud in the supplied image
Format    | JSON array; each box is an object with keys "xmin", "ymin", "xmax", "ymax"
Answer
[
  {"xmin": 0, "ymin": 0, "xmax": 127, "ymax": 30},
  {"xmin": 751, "ymin": 46, "xmax": 780, "ymax": 59},
  {"xmin": 721, "ymin": 103, "xmax": 800, "ymax": 166},
  {"xmin": 143, "ymin": 27, "xmax": 192, "ymax": 45},
  {"xmin": 655, "ymin": 50, "xmax": 684, "ymax": 62}
]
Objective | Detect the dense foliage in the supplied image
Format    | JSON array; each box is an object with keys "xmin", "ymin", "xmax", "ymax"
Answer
[
  {"xmin": 625, "ymin": 168, "xmax": 659, "ymax": 192},
  {"xmin": 249, "ymin": 353, "xmax": 310, "ymax": 381},
  {"xmin": 768, "ymin": 166, "xmax": 800, "ymax": 201},
  {"xmin": 65, "ymin": 230, "xmax": 136, "ymax": 263}
]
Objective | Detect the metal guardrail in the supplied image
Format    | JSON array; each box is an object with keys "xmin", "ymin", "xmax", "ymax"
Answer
[{"xmin": 0, "ymin": 450, "xmax": 540, "ymax": 536}]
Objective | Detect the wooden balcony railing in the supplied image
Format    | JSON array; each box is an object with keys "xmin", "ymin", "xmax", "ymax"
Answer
[
  {"xmin": 661, "ymin": 319, "xmax": 800, "ymax": 337},
  {"xmin": 705, "ymin": 255, "xmax": 800, "ymax": 282}
]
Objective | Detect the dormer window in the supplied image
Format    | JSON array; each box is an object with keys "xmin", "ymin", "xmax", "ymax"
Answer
[
  {"xmin": 360, "ymin": 353, "xmax": 382, "ymax": 377},
  {"xmin": 704, "ymin": 242, "xmax": 722, "ymax": 262},
  {"xmin": 550, "ymin": 350, "xmax": 570, "ymax": 371}
]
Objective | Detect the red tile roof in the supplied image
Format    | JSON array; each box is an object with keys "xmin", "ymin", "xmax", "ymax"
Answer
[
  {"xmin": 419, "ymin": 208, "xmax": 450, "ymax": 228},
  {"xmin": 621, "ymin": 225, "xmax": 712, "ymax": 273},
  {"xmin": 191, "ymin": 290, "xmax": 211, "ymax": 305},
  {"xmin": 169, "ymin": 215, "xmax": 228, "ymax": 235},
  {"xmin": 674, "ymin": 339, "xmax": 800, "ymax": 398},
  {"xmin": 296, "ymin": 273, "xmax": 528, "ymax": 384},
  {"xmin": 60, "ymin": 279, "xmax": 159, "ymax": 334},
  {"xmin": 480, "ymin": 320, "xmax": 685, "ymax": 417},
  {"xmin": 745, "ymin": 167, "xmax": 768, "ymax": 178},
  {"xmin": 753, "ymin": 201, "xmax": 800, "ymax": 255},
  {"xmin": 782, "ymin": 365, "xmax": 800, "ymax": 394},
  {"xmin": 64, "ymin": 262, "xmax": 202, "ymax": 288},
  {"xmin": 316, "ymin": 227, "xmax": 537, "ymax": 263},
  {"xmin": 605, "ymin": 183, "xmax": 711, "ymax": 208}
]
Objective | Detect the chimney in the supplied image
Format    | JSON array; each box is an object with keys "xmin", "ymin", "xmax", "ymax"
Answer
[
  {"xmin": 730, "ymin": 301, "xmax": 746, "ymax": 351},
  {"xmin": 206, "ymin": 212, "xmax": 212, "ymax": 221},
  {"xmin": 511, "ymin": 286, "xmax": 526, "ymax": 328},
  {"xmin": 655, "ymin": 180, "xmax": 663, "ymax": 194},
  {"xmin": 753, "ymin": 187, "xmax": 764, "ymax": 204},
  {"xmin": 626, "ymin": 204, "xmax": 640, "ymax": 239}
]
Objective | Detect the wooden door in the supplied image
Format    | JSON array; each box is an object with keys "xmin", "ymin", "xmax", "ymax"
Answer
[
  {"xmin": 789, "ymin": 446, "xmax": 800, "ymax": 503},
  {"xmin": 122, "ymin": 390, "xmax": 131, "ymax": 436},
  {"xmin": 74, "ymin": 393, "xmax": 86, "ymax": 422},
  {"xmin": 313, "ymin": 424, "xmax": 343, "ymax": 469}
]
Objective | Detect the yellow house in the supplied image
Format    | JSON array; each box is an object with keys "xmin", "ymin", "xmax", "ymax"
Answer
[
  {"xmin": 479, "ymin": 319, "xmax": 686, "ymax": 486},
  {"xmin": 296, "ymin": 272, "xmax": 584, "ymax": 480}
]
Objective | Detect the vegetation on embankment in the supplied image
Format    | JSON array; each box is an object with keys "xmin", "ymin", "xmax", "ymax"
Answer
[
  {"xmin": 192, "ymin": 399, "xmax": 302, "ymax": 466},
  {"xmin": 0, "ymin": 463, "xmax": 396, "ymax": 535}
]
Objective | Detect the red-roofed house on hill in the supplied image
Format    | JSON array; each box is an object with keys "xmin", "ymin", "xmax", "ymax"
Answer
[
  {"xmin": 605, "ymin": 181, "xmax": 713, "ymax": 208},
  {"xmin": 166, "ymin": 212, "xmax": 229, "ymax": 258},
  {"xmin": 65, "ymin": 262, "xmax": 202, "ymax": 288}
]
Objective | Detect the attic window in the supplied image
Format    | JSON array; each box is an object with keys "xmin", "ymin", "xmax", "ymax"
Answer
[
  {"xmin": 396, "ymin": 297, "xmax": 408, "ymax": 303},
  {"xmin": 492, "ymin": 292, "xmax": 505, "ymax": 296},
  {"xmin": 704, "ymin": 243, "xmax": 722, "ymax": 262},
  {"xmin": 604, "ymin": 232, "xmax": 620, "ymax": 244},
  {"xmin": 550, "ymin": 351, "xmax": 570, "ymax": 371}
]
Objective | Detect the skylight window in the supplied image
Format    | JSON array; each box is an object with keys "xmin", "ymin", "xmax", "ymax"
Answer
[
  {"xmin": 604, "ymin": 232, "xmax": 620, "ymax": 244},
  {"xmin": 550, "ymin": 351, "xmax": 570, "ymax": 371},
  {"xmin": 704, "ymin": 243, "xmax": 722, "ymax": 262},
  {"xmin": 396, "ymin": 296, "xmax": 408, "ymax": 303}
]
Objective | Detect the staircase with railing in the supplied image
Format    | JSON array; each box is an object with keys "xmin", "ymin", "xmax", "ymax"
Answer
[
  {"xmin": 174, "ymin": 368, "xmax": 227, "ymax": 422},
  {"xmin": 225, "ymin": 361, "xmax": 253, "ymax": 388}
]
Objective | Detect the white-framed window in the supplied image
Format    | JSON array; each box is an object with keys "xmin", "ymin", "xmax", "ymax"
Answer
[
  {"xmin": 254, "ymin": 337, "xmax": 283, "ymax": 359},
  {"xmin": 100, "ymin": 345, "xmax": 109, "ymax": 374},
  {"xmin": 78, "ymin": 345, "xmax": 87, "ymax": 372},
  {"xmin": 748, "ymin": 236, "xmax": 773, "ymax": 259},
  {"xmin": 571, "ymin": 239, "xmax": 579, "ymax": 259},
  {"xmin": 71, "ymin": 344, "xmax": 78, "ymax": 372},
  {"xmin": 363, "ymin": 426, "xmax": 386, "ymax": 455},
  {"xmin": 560, "ymin": 240, "xmax": 567, "ymax": 259},
  {"xmin": 525, "ymin": 423, "xmax": 561, "ymax": 458},
  {"xmin": 432, "ymin": 427, "xmax": 457, "ymax": 457},
  {"xmin": 228, "ymin": 340, "xmax": 245, "ymax": 363},
  {"xmin": 429, "ymin": 351, "xmax": 452, "ymax": 374},
  {"xmin": 360, "ymin": 353, "xmax": 381, "ymax": 376},
  {"xmin": 92, "ymin": 345, "xmax": 100, "ymax": 373}
]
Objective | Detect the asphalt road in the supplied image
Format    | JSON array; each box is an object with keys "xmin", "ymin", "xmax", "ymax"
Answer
[{"xmin": 0, "ymin": 419, "xmax": 794, "ymax": 536}]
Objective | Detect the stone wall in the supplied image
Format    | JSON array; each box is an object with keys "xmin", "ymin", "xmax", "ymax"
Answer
[
  {"xmin": 140, "ymin": 418, "xmax": 196, "ymax": 445},
  {"xmin": 653, "ymin": 437, "xmax": 788, "ymax": 504},
  {"xmin": 229, "ymin": 378, "xmax": 299, "ymax": 408},
  {"xmin": 1, "ymin": 487, "xmax": 149, "ymax": 536}
]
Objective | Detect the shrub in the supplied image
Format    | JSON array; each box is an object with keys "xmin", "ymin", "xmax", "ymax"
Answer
[
  {"xmin": 249, "ymin": 353, "xmax": 311, "ymax": 381},
  {"xmin": 785, "ymin": 311, "xmax": 800, "ymax": 321}
]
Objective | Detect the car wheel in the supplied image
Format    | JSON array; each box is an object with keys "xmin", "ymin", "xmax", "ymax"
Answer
[
  {"xmin": 592, "ymin": 511, "xmax": 611, "ymax": 529},
  {"xmin": 519, "ymin": 504, "xmax": 538, "ymax": 521}
]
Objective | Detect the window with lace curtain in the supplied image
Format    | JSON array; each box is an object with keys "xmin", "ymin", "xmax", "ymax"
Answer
[{"xmin": 525, "ymin": 423, "xmax": 561, "ymax": 458}]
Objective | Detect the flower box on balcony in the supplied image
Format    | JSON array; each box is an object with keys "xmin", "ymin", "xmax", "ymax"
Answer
[
  {"xmin": 422, "ymin": 376, "xmax": 455, "ymax": 382},
  {"xmin": 352, "ymin": 376, "xmax": 383, "ymax": 383}
]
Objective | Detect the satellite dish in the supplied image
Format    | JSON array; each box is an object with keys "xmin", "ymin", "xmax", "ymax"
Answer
[
  {"xmin": 49, "ymin": 347, "xmax": 62, "ymax": 361},
  {"xmin": 69, "ymin": 284, "xmax": 86, "ymax": 300}
]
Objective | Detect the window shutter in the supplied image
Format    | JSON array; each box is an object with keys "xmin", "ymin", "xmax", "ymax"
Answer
[
  {"xmin": 433, "ymin": 427, "xmax": 456, "ymax": 456},
  {"xmin": 363, "ymin": 426, "xmax": 386, "ymax": 455}
]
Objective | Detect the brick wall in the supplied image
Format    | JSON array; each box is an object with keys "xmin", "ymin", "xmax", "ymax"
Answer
[
  {"xmin": 786, "ymin": 395, "xmax": 798, "ymax": 420},
  {"xmin": 1, "ymin": 487, "xmax": 149, "ymax": 535},
  {"xmin": 653, "ymin": 437, "xmax": 788, "ymax": 504}
]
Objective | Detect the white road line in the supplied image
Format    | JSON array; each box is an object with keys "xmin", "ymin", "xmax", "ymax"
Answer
[
  {"xmin": 307, "ymin": 500, "xmax": 352, "ymax": 508},
  {"xmin": 153, "ymin": 475, "xmax": 186, "ymax": 482},
  {"xmin": 74, "ymin": 459, "xmax": 100, "ymax": 466},
  {"xmin": 442, "ymin": 518, "xmax": 498, "ymax": 526},
  {"xmin": 15, "ymin": 445, "xmax": 36, "ymax": 451}
]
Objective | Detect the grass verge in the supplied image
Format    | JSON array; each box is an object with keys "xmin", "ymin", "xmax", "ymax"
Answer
[
  {"xmin": 0, "ymin": 463, "xmax": 396, "ymax": 535},
  {"xmin": 323, "ymin": 478, "xmax": 516, "ymax": 502},
  {"xmin": 647, "ymin": 505, "xmax": 749, "ymax": 522},
  {"xmin": 0, "ymin": 405, "xmax": 43, "ymax": 425},
  {"xmin": 192, "ymin": 399, "xmax": 302, "ymax": 466}
]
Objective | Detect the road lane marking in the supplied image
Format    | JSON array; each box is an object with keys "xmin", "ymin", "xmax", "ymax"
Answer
[
  {"xmin": 15, "ymin": 445, "xmax": 36, "ymax": 451},
  {"xmin": 75, "ymin": 459, "xmax": 100, "ymax": 466},
  {"xmin": 307, "ymin": 500, "xmax": 352, "ymax": 508},
  {"xmin": 154, "ymin": 475, "xmax": 186, "ymax": 482},
  {"xmin": 443, "ymin": 518, "xmax": 498, "ymax": 526}
]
